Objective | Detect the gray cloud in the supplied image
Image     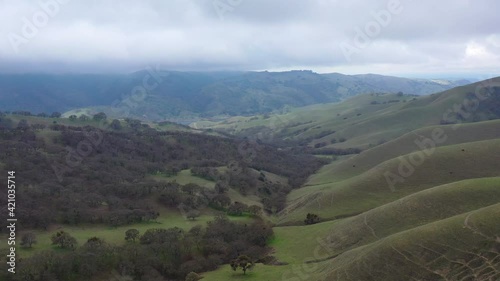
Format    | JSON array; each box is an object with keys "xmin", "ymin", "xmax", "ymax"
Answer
[{"xmin": 0, "ymin": 0, "xmax": 499, "ymax": 77}]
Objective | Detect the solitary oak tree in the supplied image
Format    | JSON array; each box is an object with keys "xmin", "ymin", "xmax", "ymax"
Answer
[
  {"xmin": 125, "ymin": 229, "xmax": 140, "ymax": 242},
  {"xmin": 230, "ymin": 255, "xmax": 254, "ymax": 275},
  {"xmin": 51, "ymin": 231, "xmax": 77, "ymax": 250},
  {"xmin": 20, "ymin": 232, "xmax": 37, "ymax": 248}
]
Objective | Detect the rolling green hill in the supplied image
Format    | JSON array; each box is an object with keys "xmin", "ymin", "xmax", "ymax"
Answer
[
  {"xmin": 281, "ymin": 138, "xmax": 500, "ymax": 224},
  {"xmin": 201, "ymin": 135, "xmax": 500, "ymax": 280},
  {"xmin": 307, "ymin": 119, "xmax": 500, "ymax": 185},
  {"xmin": 202, "ymin": 181, "xmax": 499, "ymax": 281},
  {"xmin": 318, "ymin": 203, "xmax": 500, "ymax": 281},
  {"xmin": 200, "ymin": 78, "xmax": 500, "ymax": 281},
  {"xmin": 319, "ymin": 177, "xmax": 500, "ymax": 255}
]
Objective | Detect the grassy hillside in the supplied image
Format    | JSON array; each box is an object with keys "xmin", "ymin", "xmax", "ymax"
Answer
[
  {"xmin": 216, "ymin": 78, "xmax": 499, "ymax": 281},
  {"xmin": 281, "ymin": 138, "xmax": 500, "ymax": 224},
  {"xmin": 321, "ymin": 177, "xmax": 500, "ymax": 255},
  {"xmin": 201, "ymin": 177, "xmax": 500, "ymax": 281},
  {"xmin": 319, "ymin": 203, "xmax": 500, "ymax": 281},
  {"xmin": 202, "ymin": 220, "xmax": 338, "ymax": 281},
  {"xmin": 202, "ymin": 178, "xmax": 500, "ymax": 281},
  {"xmin": 308, "ymin": 119, "xmax": 500, "ymax": 185}
]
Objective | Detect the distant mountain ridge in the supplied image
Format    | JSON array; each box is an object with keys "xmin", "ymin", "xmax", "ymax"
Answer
[{"xmin": 0, "ymin": 71, "xmax": 471, "ymax": 120}]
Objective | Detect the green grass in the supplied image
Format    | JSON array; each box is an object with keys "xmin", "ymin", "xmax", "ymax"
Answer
[
  {"xmin": 148, "ymin": 169, "xmax": 216, "ymax": 188},
  {"xmin": 254, "ymin": 117, "xmax": 500, "ymax": 280},
  {"xmin": 281, "ymin": 138, "xmax": 500, "ymax": 224},
  {"xmin": 202, "ymin": 202, "xmax": 500, "ymax": 281},
  {"xmin": 271, "ymin": 220, "xmax": 339, "ymax": 264},
  {"xmin": 307, "ymin": 119, "xmax": 500, "ymax": 186},
  {"xmin": 321, "ymin": 177, "xmax": 500, "ymax": 255},
  {"xmin": 318, "ymin": 203, "xmax": 500, "ymax": 281},
  {"xmin": 202, "ymin": 220, "xmax": 339, "ymax": 281}
]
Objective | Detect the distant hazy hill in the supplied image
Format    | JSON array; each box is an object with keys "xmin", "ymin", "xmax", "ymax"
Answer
[
  {"xmin": 199, "ymin": 77, "xmax": 500, "ymax": 149},
  {"xmin": 0, "ymin": 71, "xmax": 470, "ymax": 120},
  {"xmin": 323, "ymin": 73, "xmax": 470, "ymax": 96}
]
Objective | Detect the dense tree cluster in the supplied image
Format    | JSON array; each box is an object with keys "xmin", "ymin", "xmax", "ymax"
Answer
[
  {"xmin": 51, "ymin": 231, "xmax": 78, "ymax": 249},
  {"xmin": 0, "ymin": 117, "xmax": 324, "ymax": 232},
  {"xmin": 304, "ymin": 213, "xmax": 320, "ymax": 225},
  {"xmin": 9, "ymin": 217, "xmax": 273, "ymax": 281},
  {"xmin": 312, "ymin": 147, "xmax": 362, "ymax": 156},
  {"xmin": 190, "ymin": 166, "xmax": 220, "ymax": 181}
]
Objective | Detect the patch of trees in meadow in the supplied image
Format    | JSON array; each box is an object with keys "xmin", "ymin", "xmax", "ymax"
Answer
[{"xmin": 9, "ymin": 216, "xmax": 273, "ymax": 281}]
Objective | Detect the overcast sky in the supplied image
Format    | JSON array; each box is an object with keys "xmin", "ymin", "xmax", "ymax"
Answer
[{"xmin": 1, "ymin": 0, "xmax": 499, "ymax": 78}]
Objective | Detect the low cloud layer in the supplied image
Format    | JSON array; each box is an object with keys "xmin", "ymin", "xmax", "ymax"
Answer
[{"xmin": 1, "ymin": 0, "xmax": 499, "ymax": 77}]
